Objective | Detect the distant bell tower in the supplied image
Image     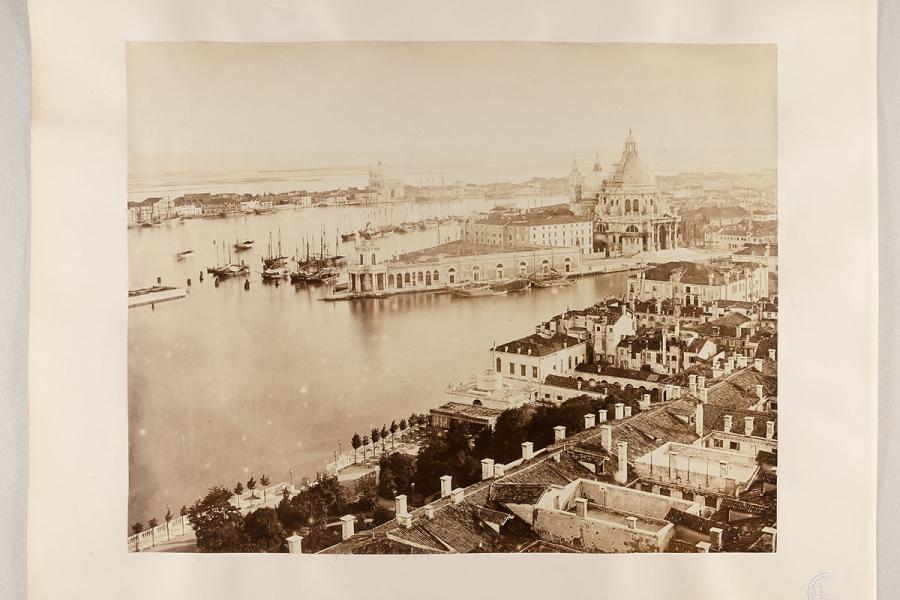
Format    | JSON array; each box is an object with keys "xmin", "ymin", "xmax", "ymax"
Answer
[{"xmin": 624, "ymin": 130, "xmax": 638, "ymax": 156}]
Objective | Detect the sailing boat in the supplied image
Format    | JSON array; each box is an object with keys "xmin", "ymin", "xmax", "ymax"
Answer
[
  {"xmin": 261, "ymin": 230, "xmax": 287, "ymax": 269},
  {"xmin": 174, "ymin": 221, "xmax": 193, "ymax": 260},
  {"xmin": 233, "ymin": 216, "xmax": 254, "ymax": 250}
]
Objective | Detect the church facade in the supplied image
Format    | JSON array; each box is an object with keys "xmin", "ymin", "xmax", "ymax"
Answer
[{"xmin": 570, "ymin": 132, "xmax": 681, "ymax": 257}]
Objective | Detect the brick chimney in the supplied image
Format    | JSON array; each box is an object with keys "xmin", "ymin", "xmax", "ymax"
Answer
[
  {"xmin": 696, "ymin": 541, "xmax": 711, "ymax": 553},
  {"xmin": 615, "ymin": 441, "xmax": 629, "ymax": 484},
  {"xmin": 614, "ymin": 403, "xmax": 625, "ymax": 420},
  {"xmin": 709, "ymin": 527, "xmax": 724, "ymax": 551},
  {"xmin": 424, "ymin": 504, "xmax": 435, "ymax": 520},
  {"xmin": 665, "ymin": 384, "xmax": 674, "ymax": 400},
  {"xmin": 626, "ymin": 516, "xmax": 637, "ymax": 529},
  {"xmin": 395, "ymin": 494, "xmax": 408, "ymax": 519},
  {"xmin": 439, "ymin": 475, "xmax": 452, "ymax": 498},
  {"xmin": 493, "ymin": 463, "xmax": 506, "ymax": 478},
  {"xmin": 744, "ymin": 416, "xmax": 754, "ymax": 436},
  {"xmin": 689, "ymin": 374, "xmax": 697, "ymax": 393},
  {"xmin": 584, "ymin": 413, "xmax": 596, "ymax": 429},
  {"xmin": 756, "ymin": 384, "xmax": 764, "ymax": 399},
  {"xmin": 597, "ymin": 409, "xmax": 608, "ymax": 422},
  {"xmin": 451, "ymin": 488, "xmax": 464, "ymax": 505},
  {"xmin": 724, "ymin": 415, "xmax": 733, "ymax": 433},
  {"xmin": 695, "ymin": 402, "xmax": 705, "ymax": 436},
  {"xmin": 698, "ymin": 375, "xmax": 706, "ymax": 389},
  {"xmin": 766, "ymin": 421, "xmax": 775, "ymax": 439},
  {"xmin": 600, "ymin": 425, "xmax": 613, "ymax": 451},
  {"xmin": 768, "ymin": 348, "xmax": 776, "ymax": 361},
  {"xmin": 398, "ymin": 513, "xmax": 413, "ymax": 529},
  {"xmin": 737, "ymin": 355, "xmax": 748, "ymax": 368},
  {"xmin": 554, "ymin": 426, "xmax": 567, "ymax": 442},
  {"xmin": 339, "ymin": 515, "xmax": 356, "ymax": 540},
  {"xmin": 287, "ymin": 534, "xmax": 303, "ymax": 554},
  {"xmin": 481, "ymin": 458, "xmax": 495, "ymax": 480},
  {"xmin": 522, "ymin": 441, "xmax": 534, "ymax": 461},
  {"xmin": 641, "ymin": 393, "xmax": 650, "ymax": 408},
  {"xmin": 574, "ymin": 497, "xmax": 588, "ymax": 518},
  {"xmin": 699, "ymin": 388, "xmax": 709, "ymax": 404},
  {"xmin": 754, "ymin": 358, "xmax": 764, "ymax": 372}
]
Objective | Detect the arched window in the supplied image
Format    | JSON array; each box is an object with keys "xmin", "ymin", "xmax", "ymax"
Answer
[
  {"xmin": 634, "ymin": 199, "xmax": 640, "ymax": 213},
  {"xmin": 496, "ymin": 263, "xmax": 504, "ymax": 280},
  {"xmin": 541, "ymin": 259, "xmax": 550, "ymax": 274},
  {"xmin": 625, "ymin": 199, "xmax": 632, "ymax": 213},
  {"xmin": 388, "ymin": 274, "xmax": 395, "ymax": 287},
  {"xmin": 472, "ymin": 265, "xmax": 480, "ymax": 282},
  {"xmin": 519, "ymin": 260, "xmax": 527, "ymax": 276},
  {"xmin": 448, "ymin": 267, "xmax": 456, "ymax": 284},
  {"xmin": 626, "ymin": 225, "xmax": 639, "ymax": 234},
  {"xmin": 417, "ymin": 271, "xmax": 424, "ymax": 283},
  {"xmin": 404, "ymin": 272, "xmax": 411, "ymax": 284},
  {"xmin": 564, "ymin": 257, "xmax": 572, "ymax": 273},
  {"xmin": 433, "ymin": 270, "xmax": 439, "ymax": 282},
  {"xmin": 496, "ymin": 357, "xmax": 502, "ymax": 372}
]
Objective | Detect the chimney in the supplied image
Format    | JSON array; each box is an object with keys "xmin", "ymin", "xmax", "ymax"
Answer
[
  {"xmin": 614, "ymin": 403, "xmax": 625, "ymax": 420},
  {"xmin": 709, "ymin": 527, "xmax": 724, "ymax": 551},
  {"xmin": 624, "ymin": 406, "xmax": 633, "ymax": 418},
  {"xmin": 424, "ymin": 504, "xmax": 435, "ymax": 520},
  {"xmin": 600, "ymin": 425, "xmax": 613, "ymax": 451},
  {"xmin": 395, "ymin": 494, "xmax": 408, "ymax": 519},
  {"xmin": 744, "ymin": 416, "xmax": 754, "ymax": 436},
  {"xmin": 451, "ymin": 488, "xmax": 464, "ymax": 505},
  {"xmin": 675, "ymin": 385, "xmax": 683, "ymax": 399},
  {"xmin": 584, "ymin": 413, "xmax": 596, "ymax": 429},
  {"xmin": 574, "ymin": 497, "xmax": 588, "ymax": 518},
  {"xmin": 668, "ymin": 451, "xmax": 678, "ymax": 478},
  {"xmin": 615, "ymin": 441, "xmax": 629, "ymax": 484},
  {"xmin": 554, "ymin": 426, "xmax": 567, "ymax": 442},
  {"xmin": 522, "ymin": 441, "xmax": 534, "ymax": 461},
  {"xmin": 737, "ymin": 355, "xmax": 748, "ymax": 368},
  {"xmin": 641, "ymin": 393, "xmax": 651, "ymax": 407},
  {"xmin": 339, "ymin": 515, "xmax": 356, "ymax": 540},
  {"xmin": 698, "ymin": 375, "xmax": 706, "ymax": 389},
  {"xmin": 493, "ymin": 463, "xmax": 506, "ymax": 478},
  {"xmin": 439, "ymin": 475, "xmax": 452, "ymax": 498},
  {"xmin": 761, "ymin": 526, "xmax": 777, "ymax": 551},
  {"xmin": 665, "ymin": 384, "xmax": 674, "ymax": 400},
  {"xmin": 699, "ymin": 388, "xmax": 709, "ymax": 404},
  {"xmin": 626, "ymin": 516, "xmax": 637, "ymax": 529},
  {"xmin": 398, "ymin": 513, "xmax": 413, "ymax": 529},
  {"xmin": 597, "ymin": 409, "xmax": 608, "ymax": 422},
  {"xmin": 287, "ymin": 534, "xmax": 303, "ymax": 554},
  {"xmin": 768, "ymin": 348, "xmax": 776, "ymax": 361},
  {"xmin": 695, "ymin": 402, "xmax": 704, "ymax": 436},
  {"xmin": 756, "ymin": 384, "xmax": 764, "ymax": 399},
  {"xmin": 696, "ymin": 541, "xmax": 711, "ymax": 553},
  {"xmin": 481, "ymin": 458, "xmax": 495, "ymax": 480},
  {"xmin": 688, "ymin": 374, "xmax": 697, "ymax": 392},
  {"xmin": 718, "ymin": 460, "xmax": 728, "ymax": 479},
  {"xmin": 766, "ymin": 420, "xmax": 775, "ymax": 439},
  {"xmin": 724, "ymin": 415, "xmax": 733, "ymax": 433},
  {"xmin": 754, "ymin": 358, "xmax": 764, "ymax": 372}
]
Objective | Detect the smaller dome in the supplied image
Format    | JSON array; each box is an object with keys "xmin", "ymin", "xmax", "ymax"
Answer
[{"xmin": 475, "ymin": 369, "xmax": 504, "ymax": 392}]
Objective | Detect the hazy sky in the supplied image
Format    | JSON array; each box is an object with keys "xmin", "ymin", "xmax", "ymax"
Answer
[{"xmin": 128, "ymin": 42, "xmax": 776, "ymax": 175}]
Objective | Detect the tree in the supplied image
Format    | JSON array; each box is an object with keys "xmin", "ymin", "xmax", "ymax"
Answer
[
  {"xmin": 380, "ymin": 425, "xmax": 389, "ymax": 452},
  {"xmin": 188, "ymin": 486, "xmax": 248, "ymax": 553},
  {"xmin": 359, "ymin": 477, "xmax": 378, "ymax": 513},
  {"xmin": 234, "ymin": 482, "xmax": 244, "ymax": 497},
  {"xmin": 389, "ymin": 420, "xmax": 399, "ymax": 448},
  {"xmin": 243, "ymin": 508, "xmax": 286, "ymax": 552},
  {"xmin": 351, "ymin": 432, "xmax": 362, "ymax": 461},
  {"xmin": 179, "ymin": 505, "xmax": 188, "ymax": 517},
  {"xmin": 247, "ymin": 475, "xmax": 257, "ymax": 502},
  {"xmin": 399, "ymin": 418, "xmax": 408, "ymax": 431},
  {"xmin": 164, "ymin": 506, "xmax": 174, "ymax": 542},
  {"xmin": 260, "ymin": 474, "xmax": 271, "ymax": 502},
  {"xmin": 132, "ymin": 521, "xmax": 144, "ymax": 535},
  {"xmin": 147, "ymin": 518, "xmax": 159, "ymax": 546},
  {"xmin": 378, "ymin": 452, "xmax": 417, "ymax": 499},
  {"xmin": 362, "ymin": 435, "xmax": 370, "ymax": 459},
  {"xmin": 371, "ymin": 427, "xmax": 381, "ymax": 452}
]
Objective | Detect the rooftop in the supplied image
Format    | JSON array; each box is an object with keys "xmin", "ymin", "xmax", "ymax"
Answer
[
  {"xmin": 395, "ymin": 240, "xmax": 544, "ymax": 264},
  {"xmin": 495, "ymin": 333, "xmax": 584, "ymax": 357}
]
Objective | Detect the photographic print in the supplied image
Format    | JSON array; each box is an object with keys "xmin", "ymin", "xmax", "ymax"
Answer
[{"xmin": 127, "ymin": 42, "xmax": 778, "ymax": 554}]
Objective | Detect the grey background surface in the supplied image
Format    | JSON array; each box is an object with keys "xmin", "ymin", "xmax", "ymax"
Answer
[{"xmin": 0, "ymin": 1, "xmax": 896, "ymax": 599}]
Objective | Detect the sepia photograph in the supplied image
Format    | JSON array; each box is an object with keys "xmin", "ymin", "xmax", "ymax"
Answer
[{"xmin": 126, "ymin": 42, "xmax": 778, "ymax": 555}]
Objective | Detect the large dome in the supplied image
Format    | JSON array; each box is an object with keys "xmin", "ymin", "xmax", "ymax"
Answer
[{"xmin": 608, "ymin": 131, "xmax": 656, "ymax": 187}]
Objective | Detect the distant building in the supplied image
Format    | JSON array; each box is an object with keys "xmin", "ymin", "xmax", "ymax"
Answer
[
  {"xmin": 490, "ymin": 332, "xmax": 588, "ymax": 384},
  {"xmin": 584, "ymin": 132, "xmax": 681, "ymax": 256},
  {"xmin": 368, "ymin": 161, "xmax": 406, "ymax": 202},
  {"xmin": 445, "ymin": 369, "xmax": 536, "ymax": 411},
  {"xmin": 732, "ymin": 243, "xmax": 778, "ymax": 273},
  {"xmin": 463, "ymin": 209, "xmax": 593, "ymax": 254},
  {"xmin": 626, "ymin": 261, "xmax": 769, "ymax": 304}
]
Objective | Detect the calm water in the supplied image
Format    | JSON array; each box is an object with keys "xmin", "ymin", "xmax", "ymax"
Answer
[{"xmin": 128, "ymin": 202, "xmax": 630, "ymax": 525}]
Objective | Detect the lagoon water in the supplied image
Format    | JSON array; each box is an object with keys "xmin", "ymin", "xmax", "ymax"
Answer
[{"xmin": 128, "ymin": 201, "xmax": 630, "ymax": 526}]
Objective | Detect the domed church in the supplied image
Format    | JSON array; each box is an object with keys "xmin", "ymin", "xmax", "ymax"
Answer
[{"xmin": 570, "ymin": 131, "xmax": 680, "ymax": 256}]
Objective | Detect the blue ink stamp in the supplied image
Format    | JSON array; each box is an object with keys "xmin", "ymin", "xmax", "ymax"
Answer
[{"xmin": 807, "ymin": 572, "xmax": 832, "ymax": 600}]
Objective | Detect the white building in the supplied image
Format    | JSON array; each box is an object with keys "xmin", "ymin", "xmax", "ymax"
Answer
[
  {"xmin": 491, "ymin": 332, "xmax": 588, "ymax": 385},
  {"xmin": 627, "ymin": 261, "xmax": 769, "ymax": 304}
]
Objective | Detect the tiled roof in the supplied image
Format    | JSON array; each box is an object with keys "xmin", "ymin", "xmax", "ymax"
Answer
[
  {"xmin": 574, "ymin": 364, "xmax": 663, "ymax": 382},
  {"xmin": 431, "ymin": 402, "xmax": 504, "ymax": 420},
  {"xmin": 490, "ymin": 483, "xmax": 551, "ymax": 504},
  {"xmin": 709, "ymin": 313, "xmax": 752, "ymax": 328},
  {"xmin": 665, "ymin": 539, "xmax": 701, "ymax": 553},
  {"xmin": 756, "ymin": 450, "xmax": 777, "ymax": 466},
  {"xmin": 701, "ymin": 404, "xmax": 777, "ymax": 438},
  {"xmin": 496, "ymin": 333, "xmax": 584, "ymax": 358},
  {"xmin": 720, "ymin": 497, "xmax": 776, "ymax": 517},
  {"xmin": 640, "ymin": 261, "xmax": 726, "ymax": 286},
  {"xmin": 665, "ymin": 508, "xmax": 727, "ymax": 534}
]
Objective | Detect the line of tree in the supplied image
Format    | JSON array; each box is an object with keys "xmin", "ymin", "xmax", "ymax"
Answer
[{"xmin": 349, "ymin": 413, "xmax": 422, "ymax": 462}]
